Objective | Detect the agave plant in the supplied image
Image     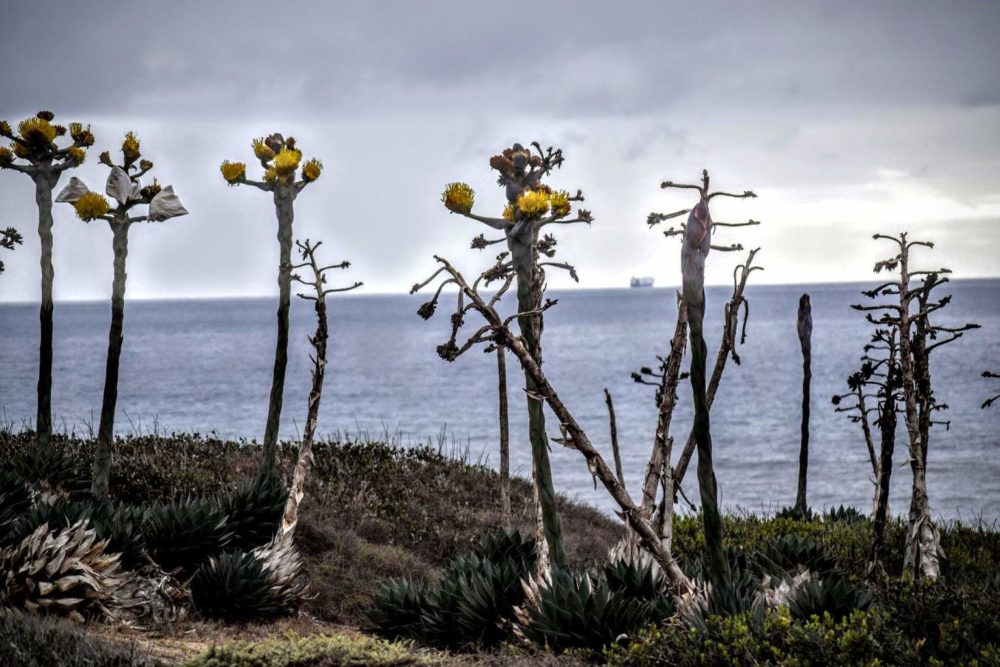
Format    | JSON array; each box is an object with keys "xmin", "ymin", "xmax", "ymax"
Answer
[
  {"xmin": 787, "ymin": 573, "xmax": 872, "ymax": 620},
  {"xmin": 515, "ymin": 568, "xmax": 662, "ymax": 653},
  {"xmin": 755, "ymin": 534, "xmax": 838, "ymax": 580},
  {"xmin": 0, "ymin": 112, "xmax": 94, "ymax": 450},
  {"xmin": 369, "ymin": 577, "xmax": 432, "ymax": 641},
  {"xmin": 7, "ymin": 439, "xmax": 90, "ymax": 502},
  {"xmin": 220, "ymin": 134, "xmax": 324, "ymax": 477},
  {"xmin": 824, "ymin": 505, "xmax": 866, "ymax": 525},
  {"xmin": 603, "ymin": 558, "xmax": 675, "ymax": 621},
  {"xmin": 1, "ymin": 520, "xmax": 131, "ymax": 622},
  {"xmin": 142, "ymin": 498, "xmax": 232, "ymax": 577},
  {"xmin": 56, "ymin": 133, "xmax": 188, "ymax": 498},
  {"xmin": 473, "ymin": 529, "xmax": 536, "ymax": 573},
  {"xmin": 0, "ymin": 470, "xmax": 32, "ymax": 545},
  {"xmin": 221, "ymin": 471, "xmax": 286, "ymax": 551},
  {"xmin": 190, "ymin": 540, "xmax": 306, "ymax": 621}
]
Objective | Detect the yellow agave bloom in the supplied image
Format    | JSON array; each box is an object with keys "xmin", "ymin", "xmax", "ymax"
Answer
[
  {"xmin": 0, "ymin": 146, "xmax": 13, "ymax": 166},
  {"xmin": 122, "ymin": 132, "xmax": 141, "ymax": 162},
  {"xmin": 220, "ymin": 160, "xmax": 247, "ymax": 184},
  {"xmin": 263, "ymin": 167, "xmax": 278, "ymax": 184},
  {"xmin": 502, "ymin": 203, "xmax": 514, "ymax": 221},
  {"xmin": 517, "ymin": 189, "xmax": 550, "ymax": 217},
  {"xmin": 302, "ymin": 158, "xmax": 323, "ymax": 182},
  {"xmin": 0, "ymin": 121, "xmax": 11, "ymax": 137},
  {"xmin": 74, "ymin": 192, "xmax": 111, "ymax": 221},
  {"xmin": 442, "ymin": 182, "xmax": 474, "ymax": 214},
  {"xmin": 18, "ymin": 117, "xmax": 57, "ymax": 145},
  {"xmin": 67, "ymin": 146, "xmax": 86, "ymax": 165},
  {"xmin": 549, "ymin": 190, "xmax": 571, "ymax": 218},
  {"xmin": 252, "ymin": 138, "xmax": 275, "ymax": 162},
  {"xmin": 273, "ymin": 147, "xmax": 302, "ymax": 176}
]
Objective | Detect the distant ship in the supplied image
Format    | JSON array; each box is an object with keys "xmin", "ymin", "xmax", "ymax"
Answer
[{"xmin": 630, "ymin": 276, "xmax": 655, "ymax": 288}]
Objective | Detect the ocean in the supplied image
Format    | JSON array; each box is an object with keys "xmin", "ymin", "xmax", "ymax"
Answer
[{"xmin": 1, "ymin": 280, "xmax": 998, "ymax": 521}]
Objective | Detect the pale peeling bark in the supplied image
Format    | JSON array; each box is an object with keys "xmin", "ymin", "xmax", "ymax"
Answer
[{"xmin": 93, "ymin": 222, "xmax": 130, "ymax": 498}]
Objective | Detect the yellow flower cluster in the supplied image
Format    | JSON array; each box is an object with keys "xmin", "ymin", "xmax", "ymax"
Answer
[
  {"xmin": 273, "ymin": 147, "xmax": 302, "ymax": 177},
  {"xmin": 302, "ymin": 158, "xmax": 323, "ymax": 183},
  {"xmin": 517, "ymin": 189, "xmax": 550, "ymax": 217},
  {"xmin": 67, "ymin": 146, "xmax": 86, "ymax": 165},
  {"xmin": 74, "ymin": 192, "xmax": 111, "ymax": 221},
  {"xmin": 18, "ymin": 117, "xmax": 57, "ymax": 145},
  {"xmin": 502, "ymin": 203, "xmax": 514, "ymax": 221},
  {"xmin": 549, "ymin": 190, "xmax": 571, "ymax": 217},
  {"xmin": 220, "ymin": 160, "xmax": 247, "ymax": 184},
  {"xmin": 442, "ymin": 182, "xmax": 474, "ymax": 214},
  {"xmin": 122, "ymin": 132, "xmax": 141, "ymax": 162},
  {"xmin": 264, "ymin": 167, "xmax": 278, "ymax": 184},
  {"xmin": 0, "ymin": 146, "xmax": 13, "ymax": 167},
  {"xmin": 0, "ymin": 121, "xmax": 11, "ymax": 138},
  {"xmin": 252, "ymin": 137, "xmax": 275, "ymax": 161}
]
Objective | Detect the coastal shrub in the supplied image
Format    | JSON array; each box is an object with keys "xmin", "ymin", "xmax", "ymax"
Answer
[
  {"xmin": 0, "ymin": 609, "xmax": 155, "ymax": 666},
  {"xmin": 220, "ymin": 471, "xmax": 286, "ymax": 550},
  {"xmin": 774, "ymin": 505, "xmax": 815, "ymax": 522},
  {"xmin": 183, "ymin": 631, "xmax": 418, "ymax": 667},
  {"xmin": 606, "ymin": 609, "xmax": 919, "ymax": 666},
  {"xmin": 142, "ymin": 497, "xmax": 232, "ymax": 576}
]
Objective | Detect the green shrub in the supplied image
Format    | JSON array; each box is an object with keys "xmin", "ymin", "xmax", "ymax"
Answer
[
  {"xmin": 182, "ymin": 631, "xmax": 420, "ymax": 667},
  {"xmin": 142, "ymin": 497, "xmax": 232, "ymax": 576},
  {"xmin": 0, "ymin": 609, "xmax": 156, "ymax": 666}
]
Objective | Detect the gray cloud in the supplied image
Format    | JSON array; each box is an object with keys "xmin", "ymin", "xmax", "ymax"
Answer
[{"xmin": 1, "ymin": 0, "xmax": 998, "ymax": 301}]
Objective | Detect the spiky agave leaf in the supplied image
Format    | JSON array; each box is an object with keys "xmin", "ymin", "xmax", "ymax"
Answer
[
  {"xmin": 420, "ymin": 555, "xmax": 527, "ymax": 647},
  {"xmin": 189, "ymin": 540, "xmax": 306, "ymax": 621},
  {"xmin": 142, "ymin": 498, "xmax": 232, "ymax": 577},
  {"xmin": 7, "ymin": 444, "xmax": 90, "ymax": 502},
  {"xmin": 755, "ymin": 534, "xmax": 838, "ymax": 579},
  {"xmin": 824, "ymin": 505, "xmax": 866, "ymax": 524},
  {"xmin": 514, "ymin": 568, "xmax": 661, "ymax": 653},
  {"xmin": 368, "ymin": 577, "xmax": 432, "ymax": 641},
  {"xmin": 220, "ymin": 472, "xmax": 286, "ymax": 550},
  {"xmin": 1, "ymin": 520, "xmax": 132, "ymax": 622},
  {"xmin": 604, "ymin": 558, "xmax": 675, "ymax": 621},
  {"xmin": 0, "ymin": 470, "xmax": 32, "ymax": 546},
  {"xmin": 787, "ymin": 573, "xmax": 872, "ymax": 620},
  {"xmin": 473, "ymin": 529, "xmax": 536, "ymax": 574}
]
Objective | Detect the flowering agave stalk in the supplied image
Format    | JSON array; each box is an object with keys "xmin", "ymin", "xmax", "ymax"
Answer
[
  {"xmin": 852, "ymin": 234, "xmax": 978, "ymax": 579},
  {"xmin": 274, "ymin": 239, "xmax": 360, "ymax": 548},
  {"xmin": 411, "ymin": 254, "xmax": 693, "ymax": 595},
  {"xmin": 55, "ymin": 132, "xmax": 188, "ymax": 497},
  {"xmin": 221, "ymin": 134, "xmax": 324, "ymax": 477},
  {"xmin": 795, "ymin": 294, "xmax": 812, "ymax": 515},
  {"xmin": 0, "ymin": 111, "xmax": 94, "ymax": 449},
  {"xmin": 653, "ymin": 170, "xmax": 757, "ymax": 591},
  {"xmin": 0, "ymin": 226, "xmax": 23, "ymax": 275},
  {"xmin": 441, "ymin": 142, "xmax": 592, "ymax": 572}
]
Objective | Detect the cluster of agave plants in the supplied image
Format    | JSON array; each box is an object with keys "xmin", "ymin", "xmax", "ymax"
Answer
[
  {"xmin": 0, "ymin": 110, "xmax": 995, "ymax": 645},
  {"xmin": 369, "ymin": 525, "xmax": 872, "ymax": 654}
]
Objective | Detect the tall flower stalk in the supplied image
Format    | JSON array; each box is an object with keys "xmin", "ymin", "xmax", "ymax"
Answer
[
  {"xmin": 439, "ymin": 142, "xmax": 592, "ymax": 572},
  {"xmin": 221, "ymin": 134, "xmax": 323, "ymax": 477},
  {"xmin": 655, "ymin": 170, "xmax": 757, "ymax": 591},
  {"xmin": 56, "ymin": 133, "xmax": 188, "ymax": 497},
  {"xmin": 0, "ymin": 111, "xmax": 93, "ymax": 450},
  {"xmin": 794, "ymin": 293, "xmax": 812, "ymax": 515}
]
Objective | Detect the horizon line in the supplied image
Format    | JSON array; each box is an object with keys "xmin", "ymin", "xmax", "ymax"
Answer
[{"xmin": 1, "ymin": 275, "xmax": 998, "ymax": 307}]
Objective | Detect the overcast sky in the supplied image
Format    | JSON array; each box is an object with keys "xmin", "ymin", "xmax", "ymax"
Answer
[{"xmin": 1, "ymin": 0, "xmax": 998, "ymax": 301}]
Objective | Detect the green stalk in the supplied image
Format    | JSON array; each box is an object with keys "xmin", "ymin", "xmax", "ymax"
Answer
[{"xmin": 93, "ymin": 222, "xmax": 129, "ymax": 498}]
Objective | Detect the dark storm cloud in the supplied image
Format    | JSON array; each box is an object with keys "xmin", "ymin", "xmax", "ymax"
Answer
[{"xmin": 0, "ymin": 1, "xmax": 998, "ymax": 301}]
